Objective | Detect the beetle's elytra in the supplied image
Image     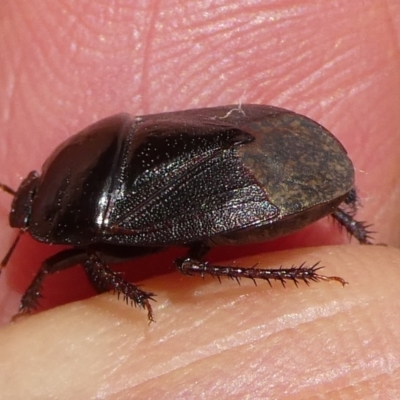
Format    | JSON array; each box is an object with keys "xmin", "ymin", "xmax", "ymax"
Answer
[{"xmin": 0, "ymin": 104, "xmax": 372, "ymax": 321}]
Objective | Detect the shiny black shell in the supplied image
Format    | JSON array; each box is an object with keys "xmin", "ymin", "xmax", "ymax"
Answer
[{"xmin": 10, "ymin": 104, "xmax": 354, "ymax": 247}]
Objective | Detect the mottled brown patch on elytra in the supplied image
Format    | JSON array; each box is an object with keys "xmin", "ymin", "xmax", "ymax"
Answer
[{"xmin": 235, "ymin": 108, "xmax": 354, "ymax": 217}]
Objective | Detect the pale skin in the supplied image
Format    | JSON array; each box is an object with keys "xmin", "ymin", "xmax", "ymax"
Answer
[{"xmin": 1, "ymin": 1, "xmax": 400, "ymax": 398}]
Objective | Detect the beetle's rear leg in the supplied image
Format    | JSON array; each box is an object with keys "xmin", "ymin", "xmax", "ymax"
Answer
[
  {"xmin": 175, "ymin": 244, "xmax": 347, "ymax": 287},
  {"xmin": 332, "ymin": 189, "xmax": 374, "ymax": 244},
  {"xmin": 83, "ymin": 252, "xmax": 156, "ymax": 322}
]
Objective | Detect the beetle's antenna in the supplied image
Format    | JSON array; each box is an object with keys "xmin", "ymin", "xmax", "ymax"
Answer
[
  {"xmin": 0, "ymin": 183, "xmax": 16, "ymax": 196},
  {"xmin": 0, "ymin": 182, "xmax": 19, "ymax": 272},
  {"xmin": 0, "ymin": 232, "xmax": 21, "ymax": 271}
]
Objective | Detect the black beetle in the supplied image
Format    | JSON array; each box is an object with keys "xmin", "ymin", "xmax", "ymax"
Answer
[{"xmin": 0, "ymin": 104, "xmax": 372, "ymax": 321}]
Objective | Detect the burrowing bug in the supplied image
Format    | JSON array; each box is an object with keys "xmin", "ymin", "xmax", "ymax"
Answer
[{"xmin": 0, "ymin": 104, "xmax": 372, "ymax": 321}]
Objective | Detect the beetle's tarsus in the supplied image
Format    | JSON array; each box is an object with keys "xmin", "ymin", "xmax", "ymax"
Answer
[
  {"xmin": 316, "ymin": 275, "xmax": 348, "ymax": 286},
  {"xmin": 12, "ymin": 287, "xmax": 44, "ymax": 321},
  {"xmin": 11, "ymin": 308, "xmax": 30, "ymax": 322},
  {"xmin": 143, "ymin": 299, "xmax": 155, "ymax": 324}
]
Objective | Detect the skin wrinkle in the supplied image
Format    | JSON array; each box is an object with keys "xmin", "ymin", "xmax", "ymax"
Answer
[
  {"xmin": 386, "ymin": 2, "xmax": 400, "ymax": 53},
  {"xmin": 0, "ymin": 13, "xmax": 26, "ymax": 123},
  {"xmin": 1, "ymin": 21, "xmax": 28, "ymax": 125},
  {"xmin": 381, "ymin": 0, "xmax": 400, "ymax": 55},
  {"xmin": 129, "ymin": 328, "xmax": 368, "ymax": 400},
  {"xmin": 139, "ymin": 2, "xmax": 160, "ymax": 112},
  {"xmin": 114, "ymin": 289, "xmax": 361, "ymax": 388}
]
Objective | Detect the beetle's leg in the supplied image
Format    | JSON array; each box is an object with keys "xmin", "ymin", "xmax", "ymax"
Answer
[
  {"xmin": 332, "ymin": 189, "xmax": 374, "ymax": 244},
  {"xmin": 16, "ymin": 247, "xmax": 156, "ymax": 322},
  {"xmin": 16, "ymin": 248, "xmax": 88, "ymax": 318},
  {"xmin": 83, "ymin": 251, "xmax": 156, "ymax": 322},
  {"xmin": 332, "ymin": 209, "xmax": 373, "ymax": 244},
  {"xmin": 175, "ymin": 245, "xmax": 346, "ymax": 287}
]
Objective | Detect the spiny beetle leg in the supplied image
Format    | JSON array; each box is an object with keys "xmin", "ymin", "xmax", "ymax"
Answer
[
  {"xmin": 332, "ymin": 208, "xmax": 373, "ymax": 244},
  {"xmin": 14, "ymin": 248, "xmax": 89, "ymax": 320},
  {"xmin": 332, "ymin": 189, "xmax": 374, "ymax": 244},
  {"xmin": 175, "ymin": 258, "xmax": 347, "ymax": 287},
  {"xmin": 84, "ymin": 252, "xmax": 156, "ymax": 323}
]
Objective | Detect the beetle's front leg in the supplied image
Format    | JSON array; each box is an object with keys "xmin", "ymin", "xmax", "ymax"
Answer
[
  {"xmin": 16, "ymin": 248, "xmax": 88, "ymax": 319},
  {"xmin": 83, "ymin": 252, "xmax": 156, "ymax": 322},
  {"xmin": 175, "ymin": 244, "xmax": 347, "ymax": 287}
]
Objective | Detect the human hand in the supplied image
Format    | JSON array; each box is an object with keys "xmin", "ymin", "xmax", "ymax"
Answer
[{"xmin": 0, "ymin": 1, "xmax": 399, "ymax": 398}]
